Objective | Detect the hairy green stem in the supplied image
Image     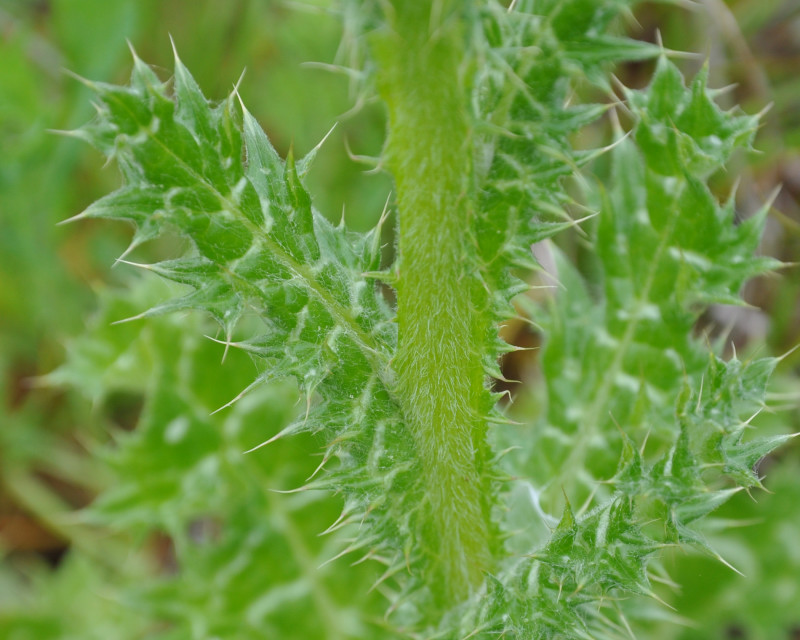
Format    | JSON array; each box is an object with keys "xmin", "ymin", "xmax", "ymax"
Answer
[{"xmin": 374, "ymin": 2, "xmax": 491, "ymax": 603}]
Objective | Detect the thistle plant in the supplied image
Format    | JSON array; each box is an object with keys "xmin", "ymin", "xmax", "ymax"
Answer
[{"xmin": 55, "ymin": 0, "xmax": 794, "ymax": 637}]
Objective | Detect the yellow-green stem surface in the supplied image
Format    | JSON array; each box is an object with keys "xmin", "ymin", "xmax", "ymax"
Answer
[{"xmin": 374, "ymin": 1, "xmax": 491, "ymax": 604}]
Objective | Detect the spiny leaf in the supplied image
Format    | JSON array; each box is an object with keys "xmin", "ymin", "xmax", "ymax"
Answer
[{"xmin": 64, "ymin": 50, "xmax": 455, "ymax": 620}]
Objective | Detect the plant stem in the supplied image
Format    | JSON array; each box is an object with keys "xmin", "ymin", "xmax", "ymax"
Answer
[{"xmin": 373, "ymin": 1, "xmax": 491, "ymax": 603}]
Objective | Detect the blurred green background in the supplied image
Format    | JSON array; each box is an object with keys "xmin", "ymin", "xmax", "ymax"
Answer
[{"xmin": 0, "ymin": 1, "xmax": 798, "ymax": 638}]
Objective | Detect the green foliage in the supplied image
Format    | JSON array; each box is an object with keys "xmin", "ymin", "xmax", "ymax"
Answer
[
  {"xmin": 65, "ymin": 44, "xmax": 430, "ymax": 618},
  {"xmin": 654, "ymin": 457, "xmax": 800, "ymax": 640},
  {"xmin": 2, "ymin": 1, "xmax": 797, "ymax": 639},
  {"xmin": 41, "ymin": 278, "xmax": 391, "ymax": 639}
]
